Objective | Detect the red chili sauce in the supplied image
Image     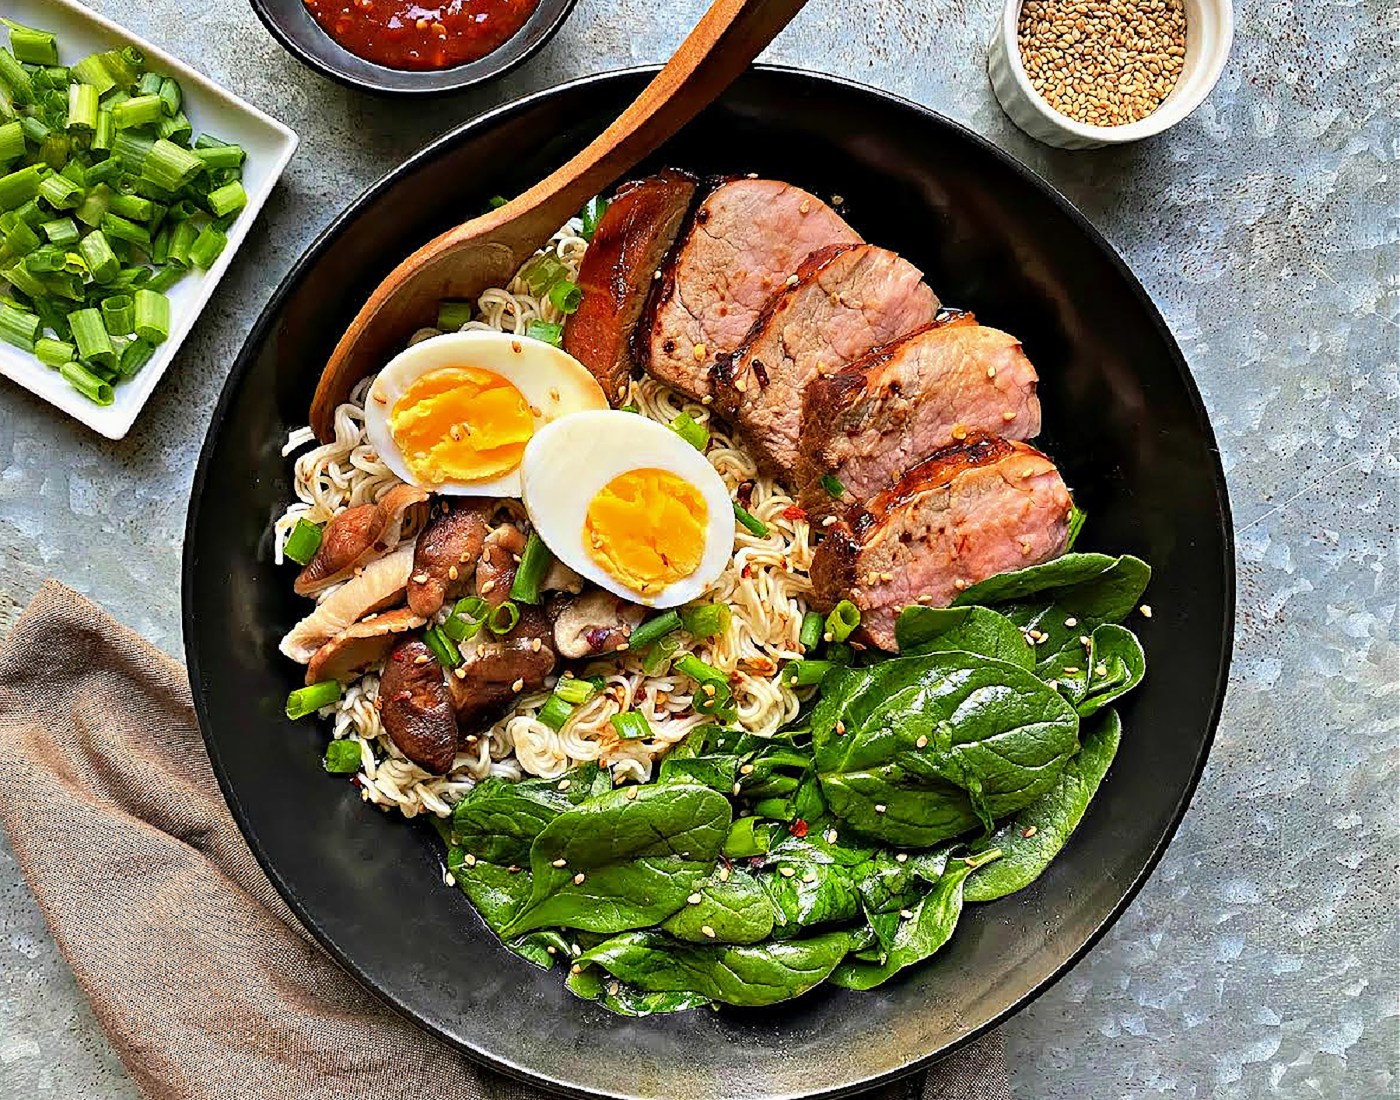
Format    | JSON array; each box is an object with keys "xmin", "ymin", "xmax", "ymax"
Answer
[{"xmin": 303, "ymin": 0, "xmax": 540, "ymax": 70}]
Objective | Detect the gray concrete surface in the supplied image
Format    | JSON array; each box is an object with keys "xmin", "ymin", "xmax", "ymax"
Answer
[{"xmin": 1, "ymin": 0, "xmax": 1396, "ymax": 1096}]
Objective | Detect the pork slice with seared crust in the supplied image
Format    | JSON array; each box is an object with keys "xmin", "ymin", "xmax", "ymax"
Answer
[
  {"xmin": 639, "ymin": 179, "xmax": 861, "ymax": 400},
  {"xmin": 564, "ymin": 170, "xmax": 698, "ymax": 405},
  {"xmin": 711, "ymin": 244, "xmax": 938, "ymax": 476},
  {"xmin": 798, "ymin": 317, "xmax": 1042, "ymax": 520},
  {"xmin": 810, "ymin": 434, "xmax": 1072, "ymax": 651}
]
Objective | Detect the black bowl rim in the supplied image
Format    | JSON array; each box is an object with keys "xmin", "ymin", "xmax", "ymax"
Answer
[
  {"xmin": 246, "ymin": 0, "xmax": 579, "ymax": 96},
  {"xmin": 183, "ymin": 64, "xmax": 1236, "ymax": 1097}
]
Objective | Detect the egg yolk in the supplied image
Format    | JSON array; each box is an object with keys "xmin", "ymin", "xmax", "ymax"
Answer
[
  {"xmin": 584, "ymin": 468, "xmax": 708, "ymax": 596},
  {"xmin": 389, "ymin": 366, "xmax": 534, "ymax": 485}
]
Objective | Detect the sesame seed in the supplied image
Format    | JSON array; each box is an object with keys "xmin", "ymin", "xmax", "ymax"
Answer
[
  {"xmin": 831, "ymin": 194, "xmax": 845, "ymax": 205},
  {"xmin": 1096, "ymin": 662, "xmax": 1109, "ymax": 677},
  {"xmin": 552, "ymin": 858, "xmax": 568, "ymax": 867},
  {"xmin": 701, "ymin": 394, "xmax": 713, "ymax": 405},
  {"xmin": 570, "ymin": 963, "xmax": 582, "ymax": 974},
  {"xmin": 875, "ymin": 803, "xmax": 887, "ymax": 814},
  {"xmin": 785, "ymin": 273, "xmax": 800, "ymax": 287},
  {"xmin": 899, "ymin": 908, "xmax": 914, "ymax": 920},
  {"xmin": 448, "ymin": 565, "xmax": 458, "ymax": 581},
  {"xmin": 413, "ymin": 654, "xmax": 431, "ymax": 665},
  {"xmin": 986, "ymin": 365, "xmax": 997, "ymax": 378},
  {"xmin": 626, "ymin": 787, "xmax": 639, "ymax": 800},
  {"xmin": 688, "ymin": 893, "xmax": 703, "ymax": 904},
  {"xmin": 693, "ymin": 343, "xmax": 707, "ymax": 362},
  {"xmin": 1063, "ymin": 666, "xmax": 1082, "ymax": 674},
  {"xmin": 732, "ymin": 782, "xmax": 742, "ymax": 796},
  {"xmin": 701, "ymin": 925, "xmax": 717, "ymax": 938},
  {"xmin": 740, "ymin": 764, "xmax": 755, "ymax": 775},
  {"xmin": 1003, "ymin": 410, "xmax": 1017, "ymax": 422},
  {"xmin": 454, "ymin": 667, "xmax": 467, "ymax": 679},
  {"xmin": 558, "ymin": 779, "xmax": 571, "ymax": 790},
  {"xmin": 511, "ymin": 678, "xmax": 524, "ymax": 692},
  {"xmin": 1080, "ymin": 635, "xmax": 1092, "ymax": 647},
  {"xmin": 835, "ymin": 720, "xmax": 846, "ymax": 735},
  {"xmin": 951, "ymin": 424, "xmax": 969, "ymax": 440},
  {"xmin": 573, "ymin": 872, "xmax": 586, "ymax": 885},
  {"xmin": 531, "ymin": 638, "xmax": 542, "ymax": 652},
  {"xmin": 799, "ymin": 199, "xmax": 811, "ymax": 214},
  {"xmin": 719, "ymin": 866, "xmax": 731, "ymax": 881},
  {"xmin": 822, "ymin": 515, "xmax": 839, "ymax": 527},
  {"xmin": 1065, "ymin": 616, "xmax": 1078, "ymax": 627},
  {"xmin": 802, "ymin": 869, "xmax": 818, "ymax": 883},
  {"xmin": 412, "ymin": 572, "xmax": 429, "ymax": 584},
  {"xmin": 895, "ymin": 852, "xmax": 908, "ymax": 863},
  {"xmin": 1023, "ymin": 826, "xmax": 1038, "ymax": 838},
  {"xmin": 546, "ymin": 945, "xmax": 557, "ymax": 955},
  {"xmin": 571, "ymin": 943, "xmax": 581, "ymax": 957},
  {"xmin": 778, "ymin": 866, "xmax": 796, "ymax": 878},
  {"xmin": 1140, "ymin": 604, "xmax": 1153, "ymax": 618},
  {"xmin": 953, "ymin": 578, "xmax": 970, "ymax": 590},
  {"xmin": 916, "ymin": 735, "xmax": 929, "ymax": 749},
  {"xmin": 481, "ymin": 580, "xmax": 495, "ymax": 595}
]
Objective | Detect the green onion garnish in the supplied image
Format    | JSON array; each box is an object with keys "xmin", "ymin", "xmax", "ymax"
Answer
[
  {"xmin": 670, "ymin": 411, "xmax": 708, "ymax": 451},
  {"xmin": 41, "ymin": 216, "xmax": 78, "ymax": 245},
  {"xmin": 324, "ymin": 738, "xmax": 361, "ymax": 774},
  {"xmin": 58, "ymin": 361, "xmax": 112, "ymax": 405},
  {"xmin": 547, "ymin": 279, "xmax": 582, "ymax": 314},
  {"xmin": 140, "ymin": 137, "xmax": 202, "ymax": 190},
  {"xmin": 0, "ymin": 121, "xmax": 24, "ymax": 164},
  {"xmin": 158, "ymin": 77, "xmax": 182, "ymax": 118},
  {"xmin": 423, "ymin": 626, "xmax": 460, "ymax": 668},
  {"xmin": 101, "ymin": 293, "xmax": 134, "ymax": 336},
  {"xmin": 34, "ymin": 336, "xmax": 73, "ymax": 368},
  {"xmin": 282, "ymin": 518, "xmax": 323, "ymax": 566},
  {"xmin": 610, "ymin": 712, "xmax": 652, "ymax": 741},
  {"xmin": 799, "ymin": 610, "xmax": 824, "ymax": 651},
  {"xmin": 627, "ymin": 610, "xmax": 683, "ymax": 653},
  {"xmin": 36, "ymin": 171, "xmax": 80, "ymax": 210},
  {"xmin": 820, "ymin": 473, "xmax": 846, "ymax": 499},
  {"xmin": 784, "ymin": 659, "xmax": 833, "ymax": 687},
  {"xmin": 642, "ymin": 633, "xmax": 683, "ymax": 675},
  {"xmin": 111, "ymin": 92, "xmax": 162, "ymax": 130},
  {"xmin": 519, "ymin": 252, "xmax": 567, "ymax": 295},
  {"xmin": 0, "ymin": 164, "xmax": 46, "ymax": 211},
  {"xmin": 0, "ymin": 301, "xmax": 39, "ymax": 351},
  {"xmin": 554, "ymin": 676, "xmax": 599, "ymax": 706},
  {"xmin": 580, "ymin": 195, "xmax": 607, "ymax": 241},
  {"xmin": 188, "ymin": 224, "xmax": 227, "ymax": 269},
  {"xmin": 680, "ymin": 602, "xmax": 730, "ymax": 641},
  {"xmin": 0, "ymin": 49, "xmax": 35, "ymax": 104},
  {"xmin": 508, "ymin": 532, "xmax": 553, "ymax": 604},
  {"xmin": 538, "ymin": 694, "xmax": 575, "ymax": 732},
  {"xmin": 436, "ymin": 299, "xmax": 472, "ymax": 331},
  {"xmin": 3, "ymin": 20, "xmax": 59, "ymax": 66},
  {"xmin": 440, "ymin": 594, "xmax": 490, "ymax": 642},
  {"xmin": 676, "ymin": 654, "xmax": 733, "ymax": 716},
  {"xmin": 733, "ymin": 501, "xmax": 769, "ymax": 537},
  {"xmin": 487, "ymin": 600, "xmax": 520, "ymax": 636},
  {"xmin": 69, "ymin": 306, "xmax": 114, "ymax": 366},
  {"xmin": 488, "ymin": 194, "xmax": 508, "ymax": 209},
  {"xmin": 525, "ymin": 319, "xmax": 562, "ymax": 347},
  {"xmin": 286, "ymin": 680, "xmax": 341, "ymax": 720},
  {"xmin": 825, "ymin": 599, "xmax": 860, "ymax": 643},
  {"xmin": 133, "ymin": 288, "xmax": 169, "ymax": 344},
  {"xmin": 206, "ymin": 180, "xmax": 246, "ymax": 218},
  {"xmin": 66, "ymin": 82, "xmax": 97, "ymax": 131}
]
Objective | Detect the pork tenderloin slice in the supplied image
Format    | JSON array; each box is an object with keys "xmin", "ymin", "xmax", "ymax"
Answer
[
  {"xmin": 564, "ymin": 170, "xmax": 698, "ymax": 404},
  {"xmin": 305, "ymin": 607, "xmax": 427, "ymax": 685},
  {"xmin": 712, "ymin": 243, "xmax": 938, "ymax": 475},
  {"xmin": 798, "ymin": 317, "xmax": 1042, "ymax": 519},
  {"xmin": 379, "ymin": 637, "xmax": 458, "ymax": 774},
  {"xmin": 280, "ymin": 544, "xmax": 416, "ymax": 663},
  {"xmin": 810, "ymin": 434, "xmax": 1072, "ymax": 651},
  {"xmin": 640, "ymin": 179, "xmax": 861, "ymax": 400}
]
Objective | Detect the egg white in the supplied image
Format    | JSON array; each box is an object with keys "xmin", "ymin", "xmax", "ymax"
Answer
[
  {"xmin": 363, "ymin": 330, "xmax": 607, "ymax": 498},
  {"xmin": 520, "ymin": 410, "xmax": 736, "ymax": 609}
]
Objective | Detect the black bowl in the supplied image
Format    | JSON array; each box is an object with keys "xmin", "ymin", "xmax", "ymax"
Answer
[
  {"xmin": 248, "ymin": 0, "xmax": 577, "ymax": 95},
  {"xmin": 184, "ymin": 67, "xmax": 1234, "ymax": 1099}
]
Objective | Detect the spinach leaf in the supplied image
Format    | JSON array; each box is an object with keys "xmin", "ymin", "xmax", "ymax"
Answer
[
  {"xmin": 964, "ymin": 709, "xmax": 1121, "ymax": 902},
  {"xmin": 659, "ymin": 752, "xmax": 739, "ymax": 793},
  {"xmin": 1076, "ymin": 625, "xmax": 1145, "ymax": 717},
  {"xmin": 952, "ymin": 552, "xmax": 1136, "ymax": 608},
  {"xmin": 812, "ymin": 652, "xmax": 1080, "ymax": 847},
  {"xmin": 565, "ymin": 965, "xmax": 711, "ymax": 1016},
  {"xmin": 853, "ymin": 847, "xmax": 952, "ymax": 915},
  {"xmin": 507, "ymin": 929, "xmax": 571, "ymax": 970},
  {"xmin": 449, "ymin": 850, "xmax": 532, "ymax": 935},
  {"xmin": 894, "ymin": 605, "xmax": 1034, "ymax": 669},
  {"xmin": 662, "ymin": 869, "xmax": 774, "ymax": 944},
  {"xmin": 722, "ymin": 816, "xmax": 778, "ymax": 858},
  {"xmin": 829, "ymin": 852, "xmax": 994, "ymax": 990},
  {"xmin": 450, "ymin": 776, "xmax": 572, "ymax": 865},
  {"xmin": 501, "ymin": 783, "xmax": 731, "ymax": 936},
  {"xmin": 576, "ymin": 929, "xmax": 854, "ymax": 1007},
  {"xmin": 757, "ymin": 824, "xmax": 873, "ymax": 937}
]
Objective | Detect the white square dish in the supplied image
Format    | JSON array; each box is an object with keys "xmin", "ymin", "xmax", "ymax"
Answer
[{"xmin": 2, "ymin": 0, "xmax": 298, "ymax": 439}]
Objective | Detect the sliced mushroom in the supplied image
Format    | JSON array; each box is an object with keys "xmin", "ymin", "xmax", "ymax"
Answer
[
  {"xmin": 304, "ymin": 607, "xmax": 426, "ymax": 685},
  {"xmin": 447, "ymin": 606, "xmax": 556, "ymax": 727},
  {"xmin": 294, "ymin": 483, "xmax": 428, "ymax": 597},
  {"xmin": 280, "ymin": 544, "xmax": 416, "ymax": 663},
  {"xmin": 407, "ymin": 501, "xmax": 492, "ymax": 618},
  {"xmin": 550, "ymin": 590, "xmax": 646, "ymax": 659},
  {"xmin": 541, "ymin": 558, "xmax": 586, "ymax": 595},
  {"xmin": 475, "ymin": 522, "xmax": 528, "ymax": 607},
  {"xmin": 379, "ymin": 637, "xmax": 459, "ymax": 774}
]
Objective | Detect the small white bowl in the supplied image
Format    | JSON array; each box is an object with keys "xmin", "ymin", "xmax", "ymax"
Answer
[
  {"xmin": 988, "ymin": 0, "xmax": 1233, "ymax": 148},
  {"xmin": 0, "ymin": 0, "xmax": 298, "ymax": 439}
]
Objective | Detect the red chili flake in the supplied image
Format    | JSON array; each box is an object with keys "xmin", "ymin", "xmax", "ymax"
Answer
[
  {"xmin": 789, "ymin": 818, "xmax": 809, "ymax": 837},
  {"xmin": 350, "ymin": 775, "xmax": 362, "ymax": 788},
  {"xmin": 782, "ymin": 505, "xmax": 807, "ymax": 521},
  {"xmin": 741, "ymin": 564, "xmax": 754, "ymax": 579}
]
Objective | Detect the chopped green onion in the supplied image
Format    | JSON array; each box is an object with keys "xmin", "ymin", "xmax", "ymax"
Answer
[
  {"xmin": 282, "ymin": 518, "xmax": 323, "ymax": 566},
  {"xmin": 108, "ymin": 191, "xmax": 153, "ymax": 221},
  {"xmin": 538, "ymin": 694, "xmax": 575, "ymax": 732},
  {"xmin": 820, "ymin": 473, "xmax": 846, "ymax": 499},
  {"xmin": 34, "ymin": 336, "xmax": 74, "ymax": 367},
  {"xmin": 187, "ymin": 223, "xmax": 226, "ymax": 269},
  {"xmin": 519, "ymin": 252, "xmax": 566, "ymax": 295},
  {"xmin": 137, "ymin": 71, "xmax": 163, "ymax": 97},
  {"xmin": 610, "ymin": 712, "xmax": 652, "ymax": 741},
  {"xmin": 40, "ymin": 216, "xmax": 77, "ymax": 245},
  {"xmin": 205, "ymin": 180, "xmax": 246, "ymax": 218},
  {"xmin": 524, "ymin": 318, "xmax": 562, "ymax": 347},
  {"xmin": 101, "ymin": 211, "xmax": 150, "ymax": 249},
  {"xmin": 628, "ymin": 610, "xmax": 683, "ymax": 653},
  {"xmin": 116, "ymin": 337, "xmax": 154, "ymax": 380},
  {"xmin": 733, "ymin": 501, "xmax": 769, "ymax": 537},
  {"xmin": 3, "ymin": 216, "xmax": 39, "ymax": 254},
  {"xmin": 799, "ymin": 610, "xmax": 824, "ymax": 651},
  {"xmin": 101, "ymin": 293, "xmax": 134, "ymax": 336},
  {"xmin": 487, "ymin": 194, "xmax": 507, "ymax": 209},
  {"xmin": 157, "ymin": 76, "xmax": 181, "ymax": 117},
  {"xmin": 0, "ymin": 301, "xmax": 39, "ymax": 350},
  {"xmin": 423, "ymin": 626, "xmax": 460, "ymax": 669},
  {"xmin": 78, "ymin": 229, "xmax": 119, "ymax": 282},
  {"xmin": 18, "ymin": 115, "xmax": 48, "ymax": 145},
  {"xmin": 110, "ymin": 128, "xmax": 153, "ymax": 169},
  {"xmin": 110, "ymin": 93, "xmax": 162, "ymax": 129},
  {"xmin": 59, "ymin": 360, "xmax": 113, "ymax": 405},
  {"xmin": 70, "ymin": 53, "xmax": 116, "ymax": 94},
  {"xmin": 140, "ymin": 137, "xmax": 201, "ymax": 190},
  {"xmin": 324, "ymin": 738, "xmax": 361, "ymax": 773},
  {"xmin": 676, "ymin": 654, "xmax": 733, "ymax": 716},
  {"xmin": 0, "ymin": 49, "xmax": 35, "ymax": 105},
  {"xmin": 508, "ymin": 532, "xmax": 553, "ymax": 604},
  {"xmin": 156, "ymin": 110, "xmax": 192, "ymax": 147},
  {"xmin": 285, "ymin": 680, "xmax": 341, "ymax": 720},
  {"xmin": 0, "ymin": 120, "xmax": 22, "ymax": 164},
  {"xmin": 642, "ymin": 633, "xmax": 684, "ymax": 675},
  {"xmin": 66, "ymin": 81, "xmax": 97, "ymax": 131},
  {"xmin": 3, "ymin": 21, "xmax": 59, "ymax": 67},
  {"xmin": 669, "ymin": 410, "xmax": 708, "ymax": 451},
  {"xmin": 91, "ymin": 107, "xmax": 113, "ymax": 151},
  {"xmin": 167, "ymin": 218, "xmax": 197, "ymax": 267},
  {"xmin": 618, "ymin": 403, "xmax": 640, "ymax": 414},
  {"xmin": 547, "ymin": 278, "xmax": 581, "ymax": 314},
  {"xmin": 826, "ymin": 641, "xmax": 854, "ymax": 666},
  {"xmin": 441, "ymin": 595, "xmax": 489, "ymax": 643},
  {"xmin": 784, "ymin": 659, "xmax": 833, "ymax": 687},
  {"xmin": 436, "ymin": 299, "xmax": 472, "ymax": 330},
  {"xmin": 0, "ymin": 164, "xmax": 46, "ymax": 210},
  {"xmin": 133, "ymin": 288, "xmax": 169, "ymax": 343},
  {"xmin": 487, "ymin": 600, "xmax": 520, "ymax": 636},
  {"xmin": 680, "ymin": 602, "xmax": 731, "ymax": 641},
  {"xmin": 69, "ymin": 306, "xmax": 114, "ymax": 366},
  {"xmin": 194, "ymin": 143, "xmax": 245, "ymax": 171},
  {"xmin": 73, "ymin": 183, "xmax": 112, "ymax": 227},
  {"xmin": 825, "ymin": 599, "xmax": 860, "ymax": 643},
  {"xmin": 151, "ymin": 224, "xmax": 171, "ymax": 265},
  {"xmin": 580, "ymin": 195, "xmax": 607, "ymax": 241},
  {"xmin": 554, "ymin": 676, "xmax": 600, "ymax": 706},
  {"xmin": 144, "ymin": 264, "xmax": 185, "ymax": 294},
  {"xmin": 36, "ymin": 171, "xmax": 81, "ymax": 210}
]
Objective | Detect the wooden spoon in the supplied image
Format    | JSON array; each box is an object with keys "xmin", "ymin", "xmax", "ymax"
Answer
[{"xmin": 310, "ymin": 0, "xmax": 811, "ymax": 439}]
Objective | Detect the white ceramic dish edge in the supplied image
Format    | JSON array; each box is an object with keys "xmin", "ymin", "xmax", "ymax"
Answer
[
  {"xmin": 988, "ymin": 0, "xmax": 1233, "ymax": 149},
  {"xmin": 2, "ymin": 0, "xmax": 298, "ymax": 439}
]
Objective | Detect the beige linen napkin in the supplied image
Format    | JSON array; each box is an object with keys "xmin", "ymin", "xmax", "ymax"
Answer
[{"xmin": 0, "ymin": 581, "xmax": 1011, "ymax": 1100}]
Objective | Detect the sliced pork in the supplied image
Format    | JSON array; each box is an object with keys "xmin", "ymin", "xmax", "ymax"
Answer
[
  {"xmin": 711, "ymin": 244, "xmax": 938, "ymax": 475},
  {"xmin": 407, "ymin": 501, "xmax": 492, "ymax": 617},
  {"xmin": 798, "ymin": 316, "xmax": 1042, "ymax": 519},
  {"xmin": 810, "ymin": 435, "xmax": 1072, "ymax": 651},
  {"xmin": 280, "ymin": 544, "xmax": 416, "ymax": 663},
  {"xmin": 564, "ymin": 170, "xmax": 698, "ymax": 404},
  {"xmin": 379, "ymin": 637, "xmax": 458, "ymax": 774},
  {"xmin": 294, "ymin": 483, "xmax": 427, "ymax": 597},
  {"xmin": 640, "ymin": 179, "xmax": 861, "ymax": 400},
  {"xmin": 448, "ymin": 606, "xmax": 556, "ymax": 727},
  {"xmin": 305, "ymin": 607, "xmax": 426, "ymax": 685}
]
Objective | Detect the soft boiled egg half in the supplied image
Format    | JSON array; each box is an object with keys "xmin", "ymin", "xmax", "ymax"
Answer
[
  {"xmin": 521, "ymin": 410, "xmax": 736, "ymax": 609},
  {"xmin": 363, "ymin": 330, "xmax": 608, "ymax": 498}
]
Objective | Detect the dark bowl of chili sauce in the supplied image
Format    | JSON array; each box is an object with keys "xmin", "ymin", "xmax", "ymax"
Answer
[{"xmin": 250, "ymin": 0, "xmax": 576, "ymax": 93}]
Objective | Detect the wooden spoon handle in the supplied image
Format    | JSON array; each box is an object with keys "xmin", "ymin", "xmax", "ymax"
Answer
[{"xmin": 467, "ymin": 0, "xmax": 812, "ymax": 251}]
